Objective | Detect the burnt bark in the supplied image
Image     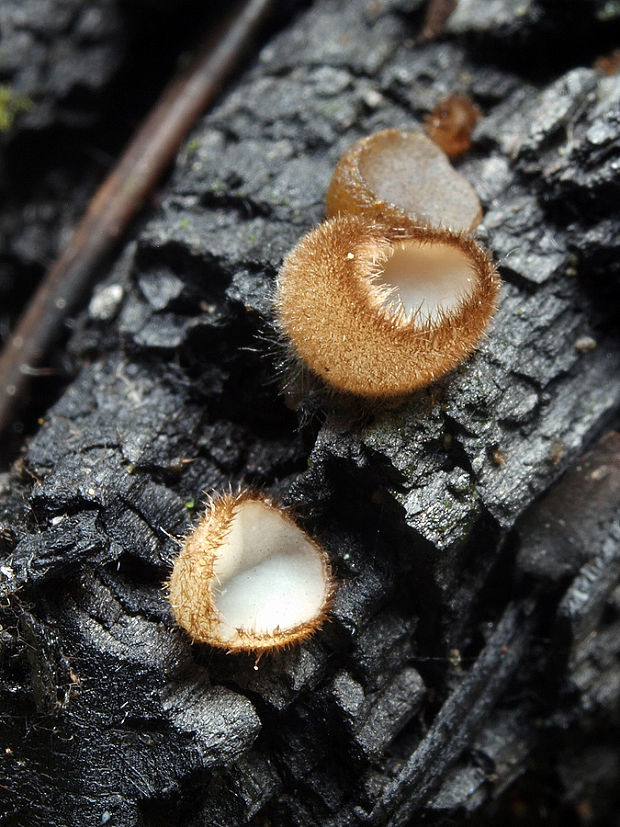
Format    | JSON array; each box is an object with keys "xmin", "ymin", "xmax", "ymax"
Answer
[{"xmin": 1, "ymin": 1, "xmax": 619, "ymax": 825}]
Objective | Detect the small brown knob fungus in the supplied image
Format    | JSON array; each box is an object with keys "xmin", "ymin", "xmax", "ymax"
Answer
[
  {"xmin": 168, "ymin": 491, "xmax": 333, "ymax": 652},
  {"xmin": 423, "ymin": 94, "xmax": 482, "ymax": 158},
  {"xmin": 276, "ymin": 214, "xmax": 499, "ymax": 398},
  {"xmin": 325, "ymin": 129, "xmax": 482, "ymax": 234}
]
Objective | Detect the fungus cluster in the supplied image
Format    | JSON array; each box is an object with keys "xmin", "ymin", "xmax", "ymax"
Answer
[
  {"xmin": 169, "ymin": 125, "xmax": 499, "ymax": 655},
  {"xmin": 277, "ymin": 127, "xmax": 499, "ymax": 399},
  {"xmin": 168, "ymin": 492, "xmax": 333, "ymax": 653}
]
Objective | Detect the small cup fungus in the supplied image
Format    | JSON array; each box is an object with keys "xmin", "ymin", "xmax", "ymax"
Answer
[
  {"xmin": 423, "ymin": 94, "xmax": 482, "ymax": 158},
  {"xmin": 276, "ymin": 214, "xmax": 499, "ymax": 398},
  {"xmin": 168, "ymin": 491, "xmax": 333, "ymax": 652},
  {"xmin": 325, "ymin": 129, "xmax": 482, "ymax": 234}
]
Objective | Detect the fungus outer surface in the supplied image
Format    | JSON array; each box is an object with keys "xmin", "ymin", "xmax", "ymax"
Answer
[
  {"xmin": 326, "ymin": 129, "xmax": 482, "ymax": 234},
  {"xmin": 168, "ymin": 493, "xmax": 332, "ymax": 652},
  {"xmin": 276, "ymin": 214, "xmax": 500, "ymax": 398}
]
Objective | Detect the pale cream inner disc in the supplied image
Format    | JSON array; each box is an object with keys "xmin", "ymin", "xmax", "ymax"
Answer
[
  {"xmin": 212, "ymin": 501, "xmax": 327, "ymax": 643},
  {"xmin": 375, "ymin": 240, "xmax": 476, "ymax": 324}
]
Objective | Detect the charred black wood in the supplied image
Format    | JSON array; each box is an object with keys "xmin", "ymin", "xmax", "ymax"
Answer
[{"xmin": 0, "ymin": 1, "xmax": 619, "ymax": 825}]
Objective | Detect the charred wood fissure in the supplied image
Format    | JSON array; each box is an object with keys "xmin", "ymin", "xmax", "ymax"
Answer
[{"xmin": 1, "ymin": 0, "xmax": 620, "ymax": 825}]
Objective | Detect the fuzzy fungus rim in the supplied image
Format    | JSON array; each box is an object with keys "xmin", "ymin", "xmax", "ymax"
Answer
[
  {"xmin": 276, "ymin": 214, "xmax": 500, "ymax": 399},
  {"xmin": 168, "ymin": 490, "xmax": 334, "ymax": 653}
]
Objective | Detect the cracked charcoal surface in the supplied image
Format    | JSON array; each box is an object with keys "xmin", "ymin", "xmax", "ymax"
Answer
[
  {"xmin": 1, "ymin": 0, "xmax": 620, "ymax": 825},
  {"xmin": 0, "ymin": 0, "xmax": 234, "ymax": 359}
]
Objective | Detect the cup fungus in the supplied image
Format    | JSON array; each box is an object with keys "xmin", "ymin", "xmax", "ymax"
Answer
[
  {"xmin": 325, "ymin": 129, "xmax": 482, "ymax": 234},
  {"xmin": 423, "ymin": 94, "xmax": 482, "ymax": 158},
  {"xmin": 168, "ymin": 491, "xmax": 333, "ymax": 652},
  {"xmin": 276, "ymin": 214, "xmax": 499, "ymax": 398}
]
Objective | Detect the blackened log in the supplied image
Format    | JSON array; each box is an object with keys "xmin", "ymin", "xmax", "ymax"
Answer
[{"xmin": 1, "ymin": 1, "xmax": 620, "ymax": 825}]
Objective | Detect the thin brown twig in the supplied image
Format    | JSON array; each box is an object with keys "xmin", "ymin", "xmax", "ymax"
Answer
[
  {"xmin": 0, "ymin": 0, "xmax": 276, "ymax": 438},
  {"xmin": 418, "ymin": 0, "xmax": 458, "ymax": 43}
]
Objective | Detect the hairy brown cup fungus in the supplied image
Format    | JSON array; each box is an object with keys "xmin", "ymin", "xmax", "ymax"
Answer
[
  {"xmin": 325, "ymin": 129, "xmax": 482, "ymax": 233},
  {"xmin": 276, "ymin": 214, "xmax": 499, "ymax": 398},
  {"xmin": 168, "ymin": 491, "xmax": 333, "ymax": 652}
]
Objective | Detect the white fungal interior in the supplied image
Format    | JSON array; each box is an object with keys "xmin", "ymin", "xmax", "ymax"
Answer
[
  {"xmin": 375, "ymin": 240, "xmax": 476, "ymax": 324},
  {"xmin": 212, "ymin": 501, "xmax": 327, "ymax": 644}
]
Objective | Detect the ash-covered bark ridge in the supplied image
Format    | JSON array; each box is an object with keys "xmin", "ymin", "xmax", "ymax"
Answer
[{"xmin": 1, "ymin": 0, "xmax": 620, "ymax": 825}]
